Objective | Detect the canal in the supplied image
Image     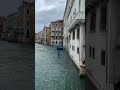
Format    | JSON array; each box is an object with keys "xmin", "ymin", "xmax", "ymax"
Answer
[
  {"xmin": 0, "ymin": 41, "xmax": 34, "ymax": 90},
  {"xmin": 35, "ymin": 43, "xmax": 85, "ymax": 90}
]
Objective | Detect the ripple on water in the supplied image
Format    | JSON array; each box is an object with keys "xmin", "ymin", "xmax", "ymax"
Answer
[{"xmin": 35, "ymin": 44, "xmax": 85, "ymax": 90}]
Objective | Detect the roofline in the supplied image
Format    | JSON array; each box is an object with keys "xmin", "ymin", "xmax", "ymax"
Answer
[
  {"xmin": 51, "ymin": 19, "xmax": 63, "ymax": 23},
  {"xmin": 63, "ymin": 0, "xmax": 68, "ymax": 19},
  {"xmin": 7, "ymin": 12, "xmax": 17, "ymax": 17}
]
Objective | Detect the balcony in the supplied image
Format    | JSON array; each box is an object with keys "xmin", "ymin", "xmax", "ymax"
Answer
[{"xmin": 67, "ymin": 11, "xmax": 85, "ymax": 32}]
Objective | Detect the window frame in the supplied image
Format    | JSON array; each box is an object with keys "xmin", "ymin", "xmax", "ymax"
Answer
[{"xmin": 101, "ymin": 49, "xmax": 106, "ymax": 66}]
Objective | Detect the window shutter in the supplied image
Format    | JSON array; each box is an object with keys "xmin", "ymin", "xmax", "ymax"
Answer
[{"xmin": 100, "ymin": 4, "xmax": 107, "ymax": 31}]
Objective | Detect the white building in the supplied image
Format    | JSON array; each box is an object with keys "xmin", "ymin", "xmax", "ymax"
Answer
[
  {"xmin": 63, "ymin": 0, "xmax": 85, "ymax": 75},
  {"xmin": 43, "ymin": 26, "xmax": 48, "ymax": 44},
  {"xmin": 86, "ymin": 0, "xmax": 120, "ymax": 89}
]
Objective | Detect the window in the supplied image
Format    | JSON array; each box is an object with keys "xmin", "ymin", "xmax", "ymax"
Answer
[
  {"xmin": 72, "ymin": 46, "xmax": 75, "ymax": 51},
  {"xmin": 27, "ymin": 21, "xmax": 29, "ymax": 26},
  {"xmin": 27, "ymin": 9, "xmax": 29, "ymax": 14},
  {"xmin": 26, "ymin": 30, "xmax": 29, "ymax": 38},
  {"xmin": 56, "ymin": 27, "xmax": 58, "ymax": 31},
  {"xmin": 89, "ymin": 46, "xmax": 95, "ymax": 59},
  {"xmin": 77, "ymin": 47, "xmax": 79, "ymax": 54},
  {"xmin": 56, "ymin": 32, "xmax": 58, "ymax": 36},
  {"xmin": 59, "ymin": 27, "xmax": 61, "ymax": 31},
  {"xmin": 73, "ymin": 30, "xmax": 75, "ymax": 40},
  {"xmin": 77, "ymin": 28, "xmax": 80, "ymax": 39},
  {"xmin": 52, "ymin": 28, "xmax": 54, "ymax": 31},
  {"xmin": 51, "ymin": 32, "xmax": 54, "ymax": 36},
  {"xmin": 56, "ymin": 41, "xmax": 57, "ymax": 44},
  {"xmin": 101, "ymin": 50, "xmax": 106, "ymax": 66},
  {"xmin": 92, "ymin": 48, "xmax": 95, "ymax": 59},
  {"xmin": 90, "ymin": 10, "xmax": 96, "ymax": 32},
  {"xmin": 89, "ymin": 46, "xmax": 92, "ymax": 57},
  {"xmin": 56, "ymin": 36, "xmax": 58, "ymax": 39},
  {"xmin": 100, "ymin": 4, "xmax": 107, "ymax": 30}
]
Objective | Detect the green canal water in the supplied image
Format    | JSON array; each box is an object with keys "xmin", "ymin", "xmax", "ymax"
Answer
[
  {"xmin": 0, "ymin": 41, "xmax": 34, "ymax": 90},
  {"xmin": 35, "ymin": 44, "xmax": 85, "ymax": 90}
]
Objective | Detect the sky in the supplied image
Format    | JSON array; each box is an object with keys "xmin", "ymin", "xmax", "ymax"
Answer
[
  {"xmin": 0, "ymin": 0, "xmax": 22, "ymax": 16},
  {"xmin": 35, "ymin": 0, "xmax": 66, "ymax": 33}
]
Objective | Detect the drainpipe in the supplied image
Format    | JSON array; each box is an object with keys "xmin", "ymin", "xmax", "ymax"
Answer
[
  {"xmin": 78, "ymin": 25, "xmax": 81, "ymax": 74},
  {"xmin": 79, "ymin": 0, "xmax": 81, "ymax": 69}
]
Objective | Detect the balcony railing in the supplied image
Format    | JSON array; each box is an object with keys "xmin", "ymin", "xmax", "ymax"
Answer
[{"xmin": 67, "ymin": 11, "xmax": 85, "ymax": 32}]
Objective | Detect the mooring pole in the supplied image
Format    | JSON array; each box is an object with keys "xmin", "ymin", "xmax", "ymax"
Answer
[{"xmin": 57, "ymin": 41, "xmax": 60, "ymax": 58}]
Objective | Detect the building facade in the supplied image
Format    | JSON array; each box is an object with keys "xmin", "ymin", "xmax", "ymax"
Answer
[
  {"xmin": 17, "ymin": 0, "xmax": 35, "ymax": 43},
  {"xmin": 35, "ymin": 31, "xmax": 44, "ymax": 44},
  {"xmin": 43, "ymin": 26, "xmax": 48, "ymax": 44},
  {"xmin": 37, "ymin": 31, "xmax": 44, "ymax": 44},
  {"xmin": 4, "ymin": 12, "xmax": 18, "ymax": 42},
  {"xmin": 0, "ymin": 16, "xmax": 6, "ymax": 39},
  {"xmin": 50, "ymin": 20, "xmax": 63, "ymax": 46},
  {"xmin": 46, "ymin": 26, "xmax": 51, "ymax": 45},
  {"xmin": 63, "ymin": 0, "xmax": 85, "ymax": 75},
  {"xmin": 86, "ymin": 0, "xmax": 120, "ymax": 89}
]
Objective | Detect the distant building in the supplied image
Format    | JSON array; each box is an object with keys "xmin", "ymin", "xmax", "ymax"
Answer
[
  {"xmin": 36, "ymin": 31, "xmax": 44, "ymax": 44},
  {"xmin": 4, "ymin": 12, "xmax": 18, "ymax": 41},
  {"xmin": 46, "ymin": 26, "xmax": 51, "ymax": 45},
  {"xmin": 63, "ymin": 0, "xmax": 85, "ymax": 75},
  {"xmin": 1, "ymin": 0, "xmax": 35, "ymax": 43},
  {"xmin": 50, "ymin": 20, "xmax": 63, "ymax": 46},
  {"xmin": 42, "ymin": 26, "xmax": 51, "ymax": 44},
  {"xmin": 86, "ymin": 0, "xmax": 120, "ymax": 89},
  {"xmin": 0, "ymin": 16, "xmax": 6, "ymax": 39},
  {"xmin": 35, "ymin": 33, "xmax": 38, "ymax": 43},
  {"xmin": 42, "ymin": 26, "xmax": 47, "ymax": 44},
  {"xmin": 39, "ymin": 31, "xmax": 44, "ymax": 44},
  {"xmin": 16, "ymin": 0, "xmax": 35, "ymax": 43}
]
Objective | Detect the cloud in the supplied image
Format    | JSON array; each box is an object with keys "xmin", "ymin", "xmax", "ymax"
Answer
[
  {"xmin": 0, "ymin": 0, "xmax": 22, "ymax": 16},
  {"xmin": 35, "ymin": 0, "xmax": 66, "ymax": 33}
]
